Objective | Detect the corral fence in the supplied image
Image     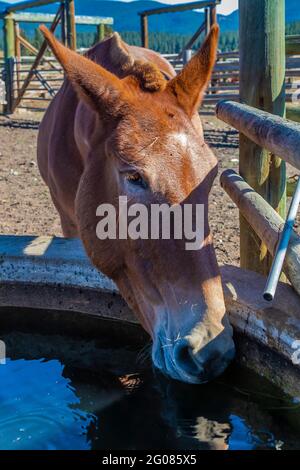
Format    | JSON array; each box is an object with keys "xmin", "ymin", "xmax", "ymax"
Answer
[
  {"xmin": 166, "ymin": 40, "xmax": 300, "ymax": 112},
  {"xmin": 215, "ymin": 0, "xmax": 300, "ymax": 300},
  {"xmin": 0, "ymin": 0, "xmax": 224, "ymax": 114},
  {"xmin": 218, "ymin": 101, "xmax": 300, "ymax": 298},
  {"xmin": 139, "ymin": 0, "xmax": 219, "ymax": 57},
  {"xmin": 0, "ymin": 0, "xmax": 113, "ymax": 114},
  {"xmin": 1, "ymin": 0, "xmax": 300, "ymax": 119}
]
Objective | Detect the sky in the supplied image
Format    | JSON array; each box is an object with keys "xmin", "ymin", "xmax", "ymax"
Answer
[{"xmin": 3, "ymin": 0, "xmax": 239, "ymax": 16}]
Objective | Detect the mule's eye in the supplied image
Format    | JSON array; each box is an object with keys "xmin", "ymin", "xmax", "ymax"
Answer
[{"xmin": 126, "ymin": 172, "xmax": 148, "ymax": 190}]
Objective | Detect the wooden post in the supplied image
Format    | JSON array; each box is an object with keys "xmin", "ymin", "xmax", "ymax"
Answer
[
  {"xmin": 239, "ymin": 0, "xmax": 286, "ymax": 275},
  {"xmin": 61, "ymin": 1, "xmax": 67, "ymax": 45},
  {"xmin": 97, "ymin": 23, "xmax": 105, "ymax": 43},
  {"xmin": 141, "ymin": 14, "xmax": 149, "ymax": 48},
  {"xmin": 209, "ymin": 5, "xmax": 217, "ymax": 93},
  {"xmin": 3, "ymin": 13, "xmax": 15, "ymax": 114},
  {"xmin": 66, "ymin": 0, "xmax": 76, "ymax": 50},
  {"xmin": 210, "ymin": 5, "xmax": 217, "ymax": 25},
  {"xmin": 14, "ymin": 22, "xmax": 21, "ymax": 93}
]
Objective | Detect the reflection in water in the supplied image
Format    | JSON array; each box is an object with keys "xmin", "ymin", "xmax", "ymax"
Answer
[
  {"xmin": 0, "ymin": 359, "xmax": 96, "ymax": 450},
  {"xmin": 0, "ymin": 356, "xmax": 299, "ymax": 450},
  {"xmin": 194, "ymin": 418, "xmax": 230, "ymax": 450}
]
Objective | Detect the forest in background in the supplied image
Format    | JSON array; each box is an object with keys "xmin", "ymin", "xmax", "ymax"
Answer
[{"xmin": 0, "ymin": 21, "xmax": 300, "ymax": 55}]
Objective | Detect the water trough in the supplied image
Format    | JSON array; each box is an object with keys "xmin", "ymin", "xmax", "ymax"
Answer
[{"xmin": 0, "ymin": 235, "xmax": 300, "ymax": 397}]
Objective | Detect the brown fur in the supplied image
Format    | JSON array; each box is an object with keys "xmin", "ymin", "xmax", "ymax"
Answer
[{"xmin": 37, "ymin": 25, "xmax": 235, "ymax": 384}]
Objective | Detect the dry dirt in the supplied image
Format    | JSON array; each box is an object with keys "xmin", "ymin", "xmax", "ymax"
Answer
[{"xmin": 0, "ymin": 110, "xmax": 298, "ymax": 268}]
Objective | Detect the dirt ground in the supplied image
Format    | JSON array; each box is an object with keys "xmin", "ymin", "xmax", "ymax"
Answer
[{"xmin": 0, "ymin": 110, "xmax": 298, "ymax": 268}]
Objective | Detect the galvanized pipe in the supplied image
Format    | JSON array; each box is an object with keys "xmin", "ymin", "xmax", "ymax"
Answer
[
  {"xmin": 264, "ymin": 176, "xmax": 300, "ymax": 301},
  {"xmin": 220, "ymin": 169, "xmax": 300, "ymax": 298}
]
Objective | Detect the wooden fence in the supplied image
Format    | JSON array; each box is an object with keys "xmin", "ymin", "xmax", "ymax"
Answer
[
  {"xmin": 167, "ymin": 47, "xmax": 300, "ymax": 107},
  {"xmin": 1, "ymin": 0, "xmax": 300, "ymax": 117},
  {"xmin": 213, "ymin": 0, "xmax": 300, "ymax": 296},
  {"xmin": 217, "ymin": 100, "xmax": 300, "ymax": 297},
  {"xmin": 2, "ymin": 44, "xmax": 300, "ymax": 114},
  {"xmin": 139, "ymin": 0, "xmax": 220, "ymax": 55},
  {"xmin": 0, "ymin": 0, "xmax": 113, "ymax": 114}
]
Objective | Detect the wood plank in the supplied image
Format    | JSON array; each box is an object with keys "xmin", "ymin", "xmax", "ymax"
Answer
[
  {"xmin": 4, "ymin": 0, "xmax": 59, "ymax": 13},
  {"xmin": 139, "ymin": 1, "xmax": 221, "ymax": 17},
  {"xmin": 11, "ymin": 12, "xmax": 113, "ymax": 25}
]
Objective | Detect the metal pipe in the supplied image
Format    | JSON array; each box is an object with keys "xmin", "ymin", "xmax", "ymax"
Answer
[
  {"xmin": 220, "ymin": 169, "xmax": 300, "ymax": 298},
  {"xmin": 183, "ymin": 49, "xmax": 193, "ymax": 65},
  {"xmin": 263, "ymin": 176, "xmax": 300, "ymax": 301}
]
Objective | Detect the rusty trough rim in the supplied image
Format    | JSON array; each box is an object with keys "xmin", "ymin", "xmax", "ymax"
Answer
[{"xmin": 0, "ymin": 235, "xmax": 300, "ymax": 396}]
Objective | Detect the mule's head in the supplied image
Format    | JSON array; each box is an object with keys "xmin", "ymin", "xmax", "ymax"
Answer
[{"xmin": 41, "ymin": 26, "xmax": 235, "ymax": 384}]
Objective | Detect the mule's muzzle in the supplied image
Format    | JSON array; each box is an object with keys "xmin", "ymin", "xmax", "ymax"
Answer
[{"xmin": 152, "ymin": 324, "xmax": 235, "ymax": 384}]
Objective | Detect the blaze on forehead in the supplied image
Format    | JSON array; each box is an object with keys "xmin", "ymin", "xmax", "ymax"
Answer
[
  {"xmin": 112, "ymin": 113, "xmax": 171, "ymax": 156},
  {"xmin": 112, "ymin": 126, "xmax": 200, "ymax": 171}
]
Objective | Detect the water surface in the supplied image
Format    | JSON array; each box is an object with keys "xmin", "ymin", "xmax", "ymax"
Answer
[{"xmin": 0, "ymin": 329, "xmax": 299, "ymax": 450}]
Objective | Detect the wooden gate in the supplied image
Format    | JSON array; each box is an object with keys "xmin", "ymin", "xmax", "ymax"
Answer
[{"xmin": 0, "ymin": 0, "xmax": 113, "ymax": 114}]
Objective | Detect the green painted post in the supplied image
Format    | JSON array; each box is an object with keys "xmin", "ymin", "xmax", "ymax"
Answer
[
  {"xmin": 3, "ymin": 13, "xmax": 15, "ymax": 114},
  {"xmin": 239, "ymin": 0, "xmax": 286, "ymax": 275},
  {"xmin": 97, "ymin": 23, "xmax": 105, "ymax": 43}
]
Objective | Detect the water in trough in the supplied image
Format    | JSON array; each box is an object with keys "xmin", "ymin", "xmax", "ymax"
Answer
[{"xmin": 0, "ymin": 307, "xmax": 300, "ymax": 451}]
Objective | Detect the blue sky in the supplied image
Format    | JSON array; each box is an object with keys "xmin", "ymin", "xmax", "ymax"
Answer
[{"xmin": 3, "ymin": 0, "xmax": 239, "ymax": 16}]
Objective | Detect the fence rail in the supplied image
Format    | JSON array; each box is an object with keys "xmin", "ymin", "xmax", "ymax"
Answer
[
  {"xmin": 217, "ymin": 99, "xmax": 300, "ymax": 296},
  {"xmin": 1, "ymin": 0, "xmax": 300, "ymax": 114},
  {"xmin": 2, "ymin": 46, "xmax": 300, "ymax": 112},
  {"xmin": 0, "ymin": 0, "xmax": 113, "ymax": 113}
]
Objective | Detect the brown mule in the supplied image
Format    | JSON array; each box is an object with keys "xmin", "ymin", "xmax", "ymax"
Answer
[{"xmin": 38, "ymin": 25, "xmax": 234, "ymax": 384}]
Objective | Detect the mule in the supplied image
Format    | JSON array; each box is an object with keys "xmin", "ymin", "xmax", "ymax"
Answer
[{"xmin": 38, "ymin": 25, "xmax": 235, "ymax": 384}]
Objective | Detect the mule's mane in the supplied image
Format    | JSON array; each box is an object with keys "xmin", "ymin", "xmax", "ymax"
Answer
[
  {"xmin": 126, "ymin": 60, "xmax": 167, "ymax": 92},
  {"xmin": 93, "ymin": 33, "xmax": 167, "ymax": 93}
]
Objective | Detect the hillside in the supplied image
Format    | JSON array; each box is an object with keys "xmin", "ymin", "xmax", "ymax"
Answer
[
  {"xmin": 0, "ymin": 0, "xmax": 299, "ymax": 41},
  {"xmin": 0, "ymin": 0, "xmax": 300, "ymax": 34}
]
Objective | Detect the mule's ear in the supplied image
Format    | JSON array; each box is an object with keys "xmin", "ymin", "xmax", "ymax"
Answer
[
  {"xmin": 167, "ymin": 24, "xmax": 219, "ymax": 117},
  {"xmin": 39, "ymin": 25, "xmax": 127, "ymax": 117}
]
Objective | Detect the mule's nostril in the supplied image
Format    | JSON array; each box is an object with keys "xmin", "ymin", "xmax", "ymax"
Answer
[{"xmin": 173, "ymin": 340, "xmax": 200, "ymax": 376}]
